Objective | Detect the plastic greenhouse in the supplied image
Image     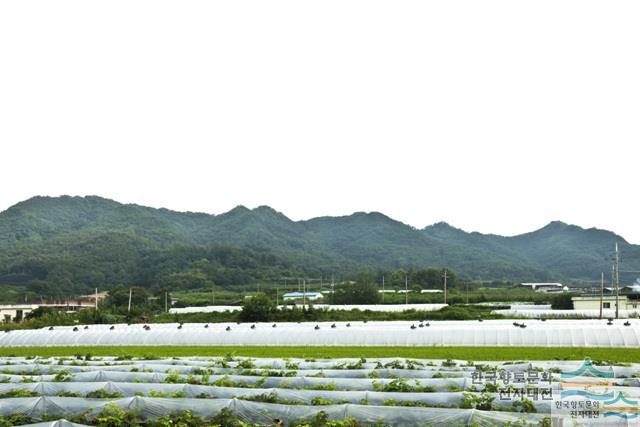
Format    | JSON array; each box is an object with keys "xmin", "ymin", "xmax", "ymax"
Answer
[{"xmin": 1, "ymin": 320, "xmax": 639, "ymax": 347}]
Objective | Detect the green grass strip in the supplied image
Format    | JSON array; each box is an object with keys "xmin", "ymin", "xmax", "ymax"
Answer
[{"xmin": 0, "ymin": 346, "xmax": 638, "ymax": 362}]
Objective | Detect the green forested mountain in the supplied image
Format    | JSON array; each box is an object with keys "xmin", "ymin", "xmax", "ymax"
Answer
[
  {"xmin": 0, "ymin": 195, "xmax": 638, "ymax": 298},
  {"xmin": 422, "ymin": 221, "xmax": 640, "ymax": 282}
]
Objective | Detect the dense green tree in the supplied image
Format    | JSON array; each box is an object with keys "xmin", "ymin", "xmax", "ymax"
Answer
[
  {"xmin": 161, "ymin": 270, "xmax": 210, "ymax": 290},
  {"xmin": 550, "ymin": 293, "xmax": 574, "ymax": 309},
  {"xmin": 102, "ymin": 286, "xmax": 152, "ymax": 318},
  {"xmin": 240, "ymin": 293, "xmax": 276, "ymax": 322},
  {"xmin": 333, "ymin": 273, "xmax": 381, "ymax": 304}
]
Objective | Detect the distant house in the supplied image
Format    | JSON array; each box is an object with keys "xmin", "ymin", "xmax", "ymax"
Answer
[
  {"xmin": 282, "ymin": 292, "xmax": 323, "ymax": 301},
  {"xmin": 1, "ymin": 299, "xmax": 96, "ymax": 323},
  {"xmin": 520, "ymin": 283, "xmax": 566, "ymax": 293},
  {"xmin": 420, "ymin": 289, "xmax": 444, "ymax": 294},
  {"xmin": 572, "ymin": 295, "xmax": 638, "ymax": 311},
  {"xmin": 78, "ymin": 291, "xmax": 109, "ymax": 304},
  {"xmin": 0, "ymin": 304, "xmax": 40, "ymax": 323}
]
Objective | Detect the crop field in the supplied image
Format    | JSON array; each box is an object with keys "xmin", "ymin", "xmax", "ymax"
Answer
[
  {"xmin": 1, "ymin": 355, "xmax": 639, "ymax": 426},
  {"xmin": 2, "ymin": 320, "xmax": 639, "ymax": 425}
]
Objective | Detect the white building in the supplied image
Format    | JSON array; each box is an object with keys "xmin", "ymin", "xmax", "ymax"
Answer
[
  {"xmin": 0, "ymin": 304, "xmax": 40, "ymax": 323},
  {"xmin": 572, "ymin": 295, "xmax": 637, "ymax": 311},
  {"xmin": 282, "ymin": 292, "xmax": 324, "ymax": 301},
  {"xmin": 1, "ymin": 301, "xmax": 98, "ymax": 323},
  {"xmin": 520, "ymin": 283, "xmax": 566, "ymax": 293}
]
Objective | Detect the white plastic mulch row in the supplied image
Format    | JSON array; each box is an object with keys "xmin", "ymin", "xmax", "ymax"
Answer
[
  {"xmin": 0, "ymin": 396, "xmax": 551, "ymax": 426},
  {"xmin": 20, "ymin": 421, "xmax": 90, "ymax": 427},
  {"xmin": 0, "ymin": 357, "xmax": 637, "ymax": 426},
  {"xmin": 2, "ymin": 319, "xmax": 640, "ymax": 347},
  {"xmin": 0, "ymin": 381, "xmax": 558, "ymax": 409}
]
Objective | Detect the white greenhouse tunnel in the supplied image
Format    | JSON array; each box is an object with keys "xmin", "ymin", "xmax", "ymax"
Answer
[
  {"xmin": 1, "ymin": 319, "xmax": 639, "ymax": 347},
  {"xmin": 168, "ymin": 304, "xmax": 447, "ymax": 314}
]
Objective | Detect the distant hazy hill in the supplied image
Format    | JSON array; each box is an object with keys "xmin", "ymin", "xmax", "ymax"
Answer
[{"xmin": 0, "ymin": 196, "xmax": 638, "ymax": 295}]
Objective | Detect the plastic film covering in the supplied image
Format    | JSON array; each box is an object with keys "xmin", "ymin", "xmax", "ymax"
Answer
[
  {"xmin": 0, "ymin": 397, "xmax": 549, "ymax": 426},
  {"xmin": 2, "ymin": 319, "xmax": 640, "ymax": 347},
  {"xmin": 2, "ymin": 357, "xmax": 639, "ymax": 426},
  {"xmin": 19, "ymin": 420, "xmax": 91, "ymax": 427},
  {"xmin": 493, "ymin": 308, "xmax": 640, "ymax": 318},
  {"xmin": 0, "ymin": 356, "xmax": 632, "ymax": 372},
  {"xmin": 0, "ymin": 381, "xmax": 556, "ymax": 411},
  {"xmin": 0, "ymin": 363, "xmax": 488, "ymax": 378},
  {"xmin": 169, "ymin": 304, "xmax": 448, "ymax": 314}
]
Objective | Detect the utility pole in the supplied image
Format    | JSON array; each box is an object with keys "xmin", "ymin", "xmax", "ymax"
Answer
[
  {"xmin": 303, "ymin": 279, "xmax": 306, "ymax": 307},
  {"xmin": 599, "ymin": 272, "xmax": 604, "ymax": 320},
  {"xmin": 95, "ymin": 288, "xmax": 98, "ymax": 310},
  {"xmin": 165, "ymin": 291, "xmax": 168, "ymax": 313},
  {"xmin": 465, "ymin": 281, "xmax": 469, "ymax": 305},
  {"xmin": 443, "ymin": 270, "xmax": 448, "ymax": 305},
  {"xmin": 405, "ymin": 274, "xmax": 408, "ymax": 305},
  {"xmin": 612, "ymin": 263, "xmax": 616, "ymax": 315},
  {"xmin": 276, "ymin": 287, "xmax": 279, "ymax": 306},
  {"xmin": 615, "ymin": 242, "xmax": 620, "ymax": 319},
  {"xmin": 127, "ymin": 288, "xmax": 132, "ymax": 314},
  {"xmin": 382, "ymin": 275, "xmax": 385, "ymax": 303},
  {"xmin": 331, "ymin": 276, "xmax": 335, "ymax": 305}
]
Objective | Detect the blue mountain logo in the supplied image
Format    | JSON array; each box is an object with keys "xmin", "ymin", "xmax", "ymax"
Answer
[
  {"xmin": 561, "ymin": 358, "xmax": 614, "ymax": 379},
  {"xmin": 603, "ymin": 392, "xmax": 640, "ymax": 420},
  {"xmin": 559, "ymin": 390, "xmax": 614, "ymax": 400}
]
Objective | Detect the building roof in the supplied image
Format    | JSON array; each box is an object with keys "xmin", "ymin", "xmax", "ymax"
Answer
[
  {"xmin": 520, "ymin": 283, "xmax": 563, "ymax": 288},
  {"xmin": 282, "ymin": 292, "xmax": 323, "ymax": 297},
  {"xmin": 573, "ymin": 294, "xmax": 628, "ymax": 299},
  {"xmin": 0, "ymin": 304, "xmax": 41, "ymax": 310}
]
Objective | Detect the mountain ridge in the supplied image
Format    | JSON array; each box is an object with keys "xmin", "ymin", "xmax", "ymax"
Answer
[
  {"xmin": 0, "ymin": 195, "xmax": 638, "ymax": 295},
  {"xmin": 5, "ymin": 195, "xmax": 620, "ymax": 241}
]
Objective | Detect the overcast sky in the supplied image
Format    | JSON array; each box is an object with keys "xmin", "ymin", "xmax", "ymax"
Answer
[{"xmin": 1, "ymin": 1, "xmax": 638, "ymax": 243}]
